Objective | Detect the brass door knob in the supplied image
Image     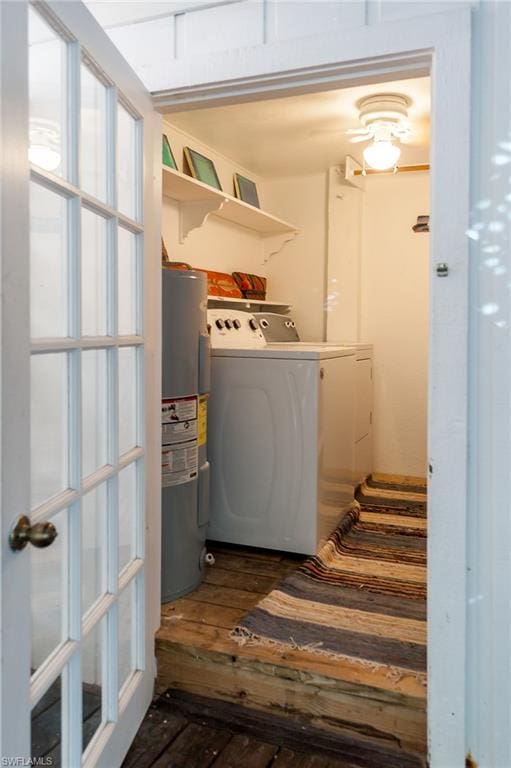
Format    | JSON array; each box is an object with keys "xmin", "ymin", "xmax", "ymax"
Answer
[{"xmin": 9, "ymin": 515, "xmax": 58, "ymax": 551}]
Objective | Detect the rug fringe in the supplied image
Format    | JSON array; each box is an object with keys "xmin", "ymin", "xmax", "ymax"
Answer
[{"xmin": 230, "ymin": 626, "xmax": 427, "ymax": 687}]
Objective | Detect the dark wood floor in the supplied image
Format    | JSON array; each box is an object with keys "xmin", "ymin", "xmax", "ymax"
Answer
[
  {"xmin": 122, "ymin": 689, "xmax": 425, "ymax": 768},
  {"xmin": 31, "ymin": 676, "xmax": 102, "ymax": 765}
]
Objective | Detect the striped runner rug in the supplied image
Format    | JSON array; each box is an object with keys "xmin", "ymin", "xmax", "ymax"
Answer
[
  {"xmin": 232, "ymin": 477, "xmax": 427, "ymax": 684},
  {"xmin": 356, "ymin": 476, "xmax": 427, "ymax": 518}
]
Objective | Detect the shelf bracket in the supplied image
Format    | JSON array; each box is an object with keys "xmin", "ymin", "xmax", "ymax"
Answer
[
  {"xmin": 261, "ymin": 230, "xmax": 300, "ymax": 265},
  {"xmin": 179, "ymin": 198, "xmax": 228, "ymax": 243}
]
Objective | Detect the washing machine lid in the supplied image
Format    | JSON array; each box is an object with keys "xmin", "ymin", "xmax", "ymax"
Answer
[{"xmin": 211, "ymin": 343, "xmax": 355, "ymax": 360}]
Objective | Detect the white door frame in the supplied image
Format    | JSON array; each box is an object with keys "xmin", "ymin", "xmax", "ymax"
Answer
[
  {"xmin": 0, "ymin": 1, "xmax": 161, "ymax": 765},
  {"xmin": 154, "ymin": 9, "xmax": 472, "ymax": 767}
]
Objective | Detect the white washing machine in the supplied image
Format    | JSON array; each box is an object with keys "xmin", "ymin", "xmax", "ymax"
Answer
[
  {"xmin": 253, "ymin": 312, "xmax": 373, "ymax": 486},
  {"xmin": 207, "ymin": 309, "xmax": 356, "ymax": 555}
]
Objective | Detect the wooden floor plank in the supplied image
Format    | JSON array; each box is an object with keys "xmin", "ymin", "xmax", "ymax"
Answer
[
  {"xmin": 207, "ymin": 551, "xmax": 300, "ymax": 580},
  {"xmin": 31, "ymin": 677, "xmax": 62, "ymax": 719},
  {"xmin": 209, "ymin": 542, "xmax": 290, "ymax": 563},
  {"xmin": 204, "ymin": 566, "xmax": 279, "ymax": 594},
  {"xmin": 156, "ymin": 622, "xmax": 427, "ymax": 701},
  {"xmin": 211, "ymin": 733, "xmax": 278, "ymax": 767},
  {"xmin": 156, "ymin": 649, "xmax": 427, "ymax": 751},
  {"xmin": 31, "ymin": 686, "xmax": 101, "ymax": 759},
  {"xmin": 122, "ymin": 707, "xmax": 187, "ymax": 768},
  {"xmin": 183, "ymin": 582, "xmax": 263, "ymax": 611},
  {"xmin": 159, "ymin": 690, "xmax": 425, "ymax": 768},
  {"xmin": 162, "ymin": 598, "xmax": 246, "ymax": 629},
  {"xmin": 152, "ymin": 722, "xmax": 232, "ymax": 768},
  {"xmin": 272, "ymin": 750, "xmax": 357, "ymax": 768}
]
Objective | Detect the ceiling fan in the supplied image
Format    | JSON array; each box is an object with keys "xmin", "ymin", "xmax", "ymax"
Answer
[{"xmin": 347, "ymin": 93, "xmax": 412, "ymax": 171}]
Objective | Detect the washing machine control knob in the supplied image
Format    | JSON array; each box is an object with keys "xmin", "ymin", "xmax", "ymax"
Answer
[
  {"xmin": 233, "ymin": 319, "xmax": 241, "ymax": 329},
  {"xmin": 215, "ymin": 318, "xmax": 225, "ymax": 329},
  {"xmin": 249, "ymin": 318, "xmax": 258, "ymax": 331},
  {"xmin": 225, "ymin": 319, "xmax": 233, "ymax": 329}
]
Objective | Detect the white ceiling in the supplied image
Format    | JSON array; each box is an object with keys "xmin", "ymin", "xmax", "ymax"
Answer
[{"xmin": 167, "ymin": 76, "xmax": 431, "ymax": 178}]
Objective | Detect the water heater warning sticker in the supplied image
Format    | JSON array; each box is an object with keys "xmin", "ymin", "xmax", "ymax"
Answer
[
  {"xmin": 162, "ymin": 396, "xmax": 197, "ymax": 424},
  {"xmin": 162, "ymin": 442, "xmax": 198, "ymax": 487},
  {"xmin": 162, "ymin": 396, "xmax": 199, "ymax": 487},
  {"xmin": 162, "ymin": 419, "xmax": 198, "ymax": 444}
]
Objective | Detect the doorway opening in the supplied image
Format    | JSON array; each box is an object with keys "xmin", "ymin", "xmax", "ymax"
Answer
[{"xmin": 155, "ymin": 72, "xmax": 431, "ymax": 763}]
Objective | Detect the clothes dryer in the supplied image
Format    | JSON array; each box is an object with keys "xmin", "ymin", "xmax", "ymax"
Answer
[
  {"xmin": 207, "ymin": 309, "xmax": 355, "ymax": 555},
  {"xmin": 253, "ymin": 311, "xmax": 373, "ymax": 485}
]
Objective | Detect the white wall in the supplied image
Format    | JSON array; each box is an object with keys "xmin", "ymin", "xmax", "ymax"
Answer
[
  {"xmin": 162, "ymin": 201, "xmax": 267, "ymax": 273},
  {"xmin": 265, "ymin": 167, "xmax": 429, "ymax": 477},
  {"xmin": 326, "ymin": 166, "xmax": 363, "ymax": 343},
  {"xmin": 85, "ymin": 0, "xmax": 474, "ymax": 92},
  {"xmin": 360, "ymin": 173, "xmax": 429, "ymax": 477},
  {"xmin": 163, "ymin": 120, "xmax": 266, "ymax": 199},
  {"xmin": 263, "ymin": 173, "xmax": 328, "ymax": 340}
]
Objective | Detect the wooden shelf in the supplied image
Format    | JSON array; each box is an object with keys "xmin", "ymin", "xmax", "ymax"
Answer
[
  {"xmin": 207, "ymin": 296, "xmax": 292, "ymax": 309},
  {"xmin": 162, "ymin": 166, "xmax": 298, "ymax": 237}
]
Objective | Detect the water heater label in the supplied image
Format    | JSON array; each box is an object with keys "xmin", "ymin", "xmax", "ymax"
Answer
[
  {"xmin": 162, "ymin": 442, "xmax": 198, "ymax": 487},
  {"xmin": 162, "ymin": 396, "xmax": 199, "ymax": 487},
  {"xmin": 162, "ymin": 396, "xmax": 197, "ymax": 423},
  {"xmin": 198, "ymin": 395, "xmax": 208, "ymax": 447},
  {"xmin": 162, "ymin": 419, "xmax": 198, "ymax": 444}
]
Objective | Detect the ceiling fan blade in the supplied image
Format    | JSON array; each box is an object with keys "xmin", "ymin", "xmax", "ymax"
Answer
[{"xmin": 350, "ymin": 135, "xmax": 370, "ymax": 144}]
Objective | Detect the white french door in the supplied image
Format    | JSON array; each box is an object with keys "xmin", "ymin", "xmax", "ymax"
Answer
[{"xmin": 0, "ymin": 2, "xmax": 161, "ymax": 766}]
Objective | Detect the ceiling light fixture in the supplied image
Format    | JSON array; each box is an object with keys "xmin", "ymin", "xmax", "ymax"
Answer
[
  {"xmin": 363, "ymin": 138, "xmax": 401, "ymax": 171},
  {"xmin": 346, "ymin": 93, "xmax": 412, "ymax": 173}
]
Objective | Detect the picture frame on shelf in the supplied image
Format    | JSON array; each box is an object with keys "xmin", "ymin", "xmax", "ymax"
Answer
[
  {"xmin": 233, "ymin": 172, "xmax": 260, "ymax": 208},
  {"xmin": 183, "ymin": 147, "xmax": 222, "ymax": 190},
  {"xmin": 162, "ymin": 135, "xmax": 177, "ymax": 170}
]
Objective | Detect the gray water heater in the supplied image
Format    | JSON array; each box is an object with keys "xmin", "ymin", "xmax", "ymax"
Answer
[{"xmin": 161, "ymin": 269, "xmax": 210, "ymax": 602}]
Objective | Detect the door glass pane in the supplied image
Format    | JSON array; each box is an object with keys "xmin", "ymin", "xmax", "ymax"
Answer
[
  {"xmin": 118, "ymin": 227, "xmax": 138, "ymax": 335},
  {"xmin": 30, "ymin": 182, "xmax": 68, "ymax": 339},
  {"xmin": 82, "ymin": 621, "xmax": 104, "ymax": 755},
  {"xmin": 81, "ymin": 64, "xmax": 108, "ymax": 202},
  {"xmin": 31, "ymin": 508, "xmax": 67, "ymax": 672},
  {"xmin": 117, "ymin": 103, "xmax": 139, "ymax": 220},
  {"xmin": 82, "ymin": 485, "xmax": 107, "ymax": 616},
  {"xmin": 118, "ymin": 463, "xmax": 136, "ymax": 573},
  {"xmin": 118, "ymin": 347, "xmax": 138, "ymax": 456},
  {"xmin": 82, "ymin": 208, "xmax": 108, "ymax": 337},
  {"xmin": 118, "ymin": 579, "xmax": 136, "ymax": 692},
  {"xmin": 82, "ymin": 349, "xmax": 108, "ymax": 478},
  {"xmin": 28, "ymin": 7, "xmax": 67, "ymax": 177},
  {"xmin": 31, "ymin": 674, "xmax": 63, "ymax": 766},
  {"xmin": 31, "ymin": 353, "xmax": 69, "ymax": 508}
]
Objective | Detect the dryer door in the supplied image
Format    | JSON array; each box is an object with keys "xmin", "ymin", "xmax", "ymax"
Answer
[{"xmin": 208, "ymin": 356, "xmax": 318, "ymax": 553}]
